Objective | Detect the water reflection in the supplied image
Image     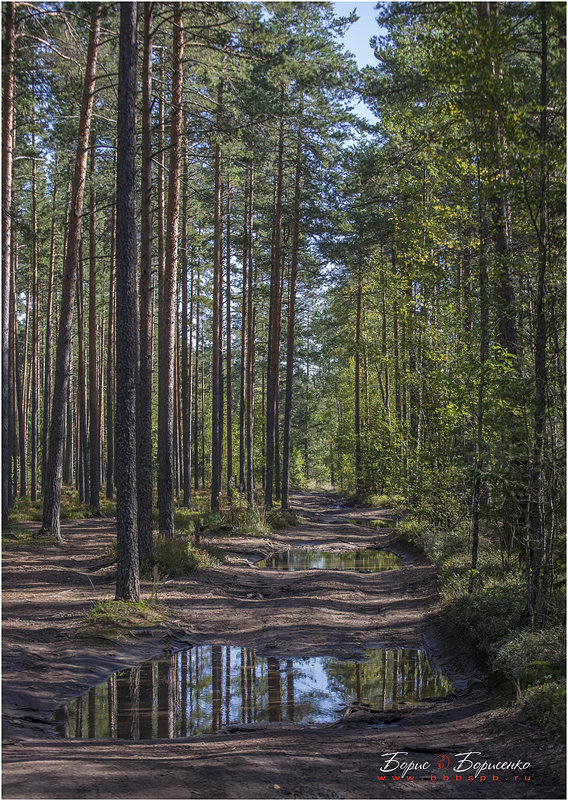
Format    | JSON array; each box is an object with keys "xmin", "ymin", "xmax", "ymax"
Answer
[
  {"xmin": 257, "ymin": 548, "xmax": 401, "ymax": 572},
  {"xmin": 53, "ymin": 646, "xmax": 451, "ymax": 740}
]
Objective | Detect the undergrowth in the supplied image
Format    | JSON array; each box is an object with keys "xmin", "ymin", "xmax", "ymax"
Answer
[
  {"xmin": 143, "ymin": 535, "xmax": 224, "ymax": 579},
  {"xmin": 356, "ymin": 491, "xmax": 408, "ymax": 510},
  {"xmin": 2, "ymin": 527, "xmax": 53, "ymax": 547},
  {"xmin": 8, "ymin": 486, "xmax": 94, "ymax": 523},
  {"xmin": 80, "ymin": 599, "xmax": 166, "ymax": 639},
  {"xmin": 394, "ymin": 516, "xmax": 566, "ymax": 739}
]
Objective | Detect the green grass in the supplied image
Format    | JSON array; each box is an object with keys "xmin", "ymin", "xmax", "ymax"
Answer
[
  {"xmin": 395, "ymin": 515, "xmax": 566, "ymax": 739},
  {"xmin": 363, "ymin": 518, "xmax": 394, "ymax": 529},
  {"xmin": 355, "ymin": 492, "xmax": 408, "ymax": 510},
  {"xmin": 2, "ymin": 526, "xmax": 53, "ymax": 548},
  {"xmin": 141, "ymin": 534, "xmax": 224, "ymax": 579},
  {"xmin": 79, "ymin": 599, "xmax": 167, "ymax": 640},
  {"xmin": 8, "ymin": 485, "xmax": 95, "ymax": 523}
]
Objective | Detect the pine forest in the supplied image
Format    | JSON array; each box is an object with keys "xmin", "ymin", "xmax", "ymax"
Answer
[{"xmin": 2, "ymin": 2, "xmax": 566, "ymax": 798}]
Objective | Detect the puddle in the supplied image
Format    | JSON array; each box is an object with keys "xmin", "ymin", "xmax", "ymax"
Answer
[
  {"xmin": 53, "ymin": 646, "xmax": 450, "ymax": 739},
  {"xmin": 256, "ymin": 549, "xmax": 401, "ymax": 572}
]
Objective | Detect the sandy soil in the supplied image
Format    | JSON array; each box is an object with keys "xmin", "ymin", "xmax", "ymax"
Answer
[{"xmin": 2, "ymin": 492, "xmax": 565, "ymax": 799}]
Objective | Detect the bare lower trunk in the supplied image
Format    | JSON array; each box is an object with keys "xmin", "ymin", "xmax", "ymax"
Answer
[
  {"xmin": 88, "ymin": 143, "xmax": 100, "ymax": 513},
  {"xmin": 30, "ymin": 131, "xmax": 39, "ymax": 502},
  {"xmin": 42, "ymin": 5, "xmax": 101, "ymax": 541},
  {"xmin": 42, "ymin": 164, "xmax": 58, "ymax": 489},
  {"xmin": 226, "ymin": 177, "xmax": 233, "ymax": 500},
  {"xmin": 355, "ymin": 272, "xmax": 362, "ymax": 495},
  {"xmin": 115, "ymin": 0, "xmax": 140, "ymax": 601},
  {"xmin": 181, "ymin": 146, "xmax": 191, "ymax": 508},
  {"xmin": 239, "ymin": 193, "xmax": 247, "ymax": 493},
  {"xmin": 76, "ymin": 253, "xmax": 88, "ymax": 504},
  {"xmin": 157, "ymin": 6, "xmax": 183, "ymax": 536},
  {"xmin": 194, "ymin": 264, "xmax": 200, "ymax": 490},
  {"xmin": 211, "ymin": 81, "xmax": 223, "ymax": 512},
  {"xmin": 265, "ymin": 104, "xmax": 285, "ymax": 509},
  {"xmin": 106, "ymin": 193, "xmax": 116, "ymax": 499},
  {"xmin": 2, "ymin": 1, "xmax": 15, "ymax": 527},
  {"xmin": 281, "ymin": 102, "xmax": 303, "ymax": 509},
  {"xmin": 137, "ymin": 1, "xmax": 153, "ymax": 558},
  {"xmin": 246, "ymin": 161, "xmax": 255, "ymax": 506}
]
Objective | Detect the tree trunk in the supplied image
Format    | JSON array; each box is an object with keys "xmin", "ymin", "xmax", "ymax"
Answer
[
  {"xmin": 63, "ymin": 346, "xmax": 74, "ymax": 486},
  {"xmin": 274, "ymin": 244, "xmax": 286, "ymax": 502},
  {"xmin": 115, "ymin": 0, "xmax": 140, "ymax": 601},
  {"xmin": 12, "ymin": 262, "xmax": 26, "ymax": 498},
  {"xmin": 194, "ymin": 262, "xmax": 200, "ymax": 490},
  {"xmin": 239, "ymin": 192, "xmax": 248, "ymax": 493},
  {"xmin": 246, "ymin": 160, "xmax": 255, "ymax": 507},
  {"xmin": 42, "ymin": 161, "xmax": 58, "ymax": 489},
  {"xmin": 88, "ymin": 143, "xmax": 99, "ymax": 513},
  {"xmin": 265, "ymin": 101, "xmax": 285, "ymax": 509},
  {"xmin": 528, "ymin": 5, "xmax": 549, "ymax": 625},
  {"xmin": 211, "ymin": 81, "xmax": 223, "ymax": 512},
  {"xmin": 2, "ymin": 1, "xmax": 15, "ymax": 527},
  {"xmin": 226, "ymin": 176, "xmax": 233, "ymax": 500},
  {"xmin": 354, "ymin": 271, "xmax": 362, "ymax": 496},
  {"xmin": 282, "ymin": 103, "xmax": 303, "ymax": 509},
  {"xmin": 30, "ymin": 131, "xmax": 39, "ymax": 502},
  {"xmin": 106, "ymin": 192, "xmax": 116, "ymax": 499},
  {"xmin": 181, "ymin": 145, "xmax": 191, "ymax": 508},
  {"xmin": 98, "ymin": 313, "xmax": 104, "ymax": 486},
  {"xmin": 158, "ymin": 5, "xmax": 183, "ymax": 536},
  {"xmin": 137, "ymin": 1, "xmax": 153, "ymax": 558},
  {"xmin": 77, "ymin": 251, "xmax": 88, "ymax": 503},
  {"xmin": 41, "ymin": 4, "xmax": 101, "ymax": 540}
]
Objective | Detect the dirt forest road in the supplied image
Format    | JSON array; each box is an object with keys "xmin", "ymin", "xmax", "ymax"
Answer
[{"xmin": 2, "ymin": 493, "xmax": 565, "ymax": 799}]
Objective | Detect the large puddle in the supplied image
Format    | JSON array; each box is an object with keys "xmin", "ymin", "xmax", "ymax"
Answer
[
  {"xmin": 256, "ymin": 548, "xmax": 401, "ymax": 572},
  {"xmin": 53, "ymin": 645, "xmax": 451, "ymax": 739}
]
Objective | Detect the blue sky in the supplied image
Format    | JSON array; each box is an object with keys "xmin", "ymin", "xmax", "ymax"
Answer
[
  {"xmin": 333, "ymin": 1, "xmax": 383, "ymax": 69},
  {"xmin": 333, "ymin": 1, "xmax": 384, "ymax": 123}
]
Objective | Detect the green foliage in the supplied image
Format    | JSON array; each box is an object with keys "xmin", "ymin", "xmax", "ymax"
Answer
[
  {"xmin": 80, "ymin": 599, "xmax": 165, "ymax": 638},
  {"xmin": 366, "ymin": 493, "xmax": 407, "ymax": 510},
  {"xmin": 2, "ymin": 527, "xmax": 52, "ymax": 547},
  {"xmin": 397, "ymin": 514, "xmax": 565, "ymax": 738},
  {"xmin": 266, "ymin": 508, "xmax": 299, "ymax": 530},
  {"xmin": 143, "ymin": 535, "xmax": 224, "ymax": 579},
  {"xmin": 493, "ymin": 628, "xmax": 566, "ymax": 690},
  {"xmin": 521, "ymin": 681, "xmax": 566, "ymax": 738},
  {"xmin": 8, "ymin": 487, "xmax": 93, "ymax": 523}
]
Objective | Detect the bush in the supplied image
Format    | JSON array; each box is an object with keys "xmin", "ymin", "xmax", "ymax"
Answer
[
  {"xmin": 493, "ymin": 627, "xmax": 566, "ymax": 690},
  {"xmin": 366, "ymin": 493, "xmax": 407, "ymax": 509},
  {"xmin": 144, "ymin": 534, "xmax": 224, "ymax": 578},
  {"xmin": 445, "ymin": 575, "xmax": 526, "ymax": 656},
  {"xmin": 394, "ymin": 512, "xmax": 566, "ymax": 739},
  {"xmin": 266, "ymin": 508, "xmax": 298, "ymax": 530},
  {"xmin": 521, "ymin": 681, "xmax": 566, "ymax": 737}
]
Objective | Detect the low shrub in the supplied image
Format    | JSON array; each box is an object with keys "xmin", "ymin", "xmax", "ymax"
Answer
[
  {"xmin": 142, "ymin": 534, "xmax": 224, "ymax": 579},
  {"xmin": 366, "ymin": 493, "xmax": 407, "ymax": 509},
  {"xmin": 394, "ymin": 513, "xmax": 566, "ymax": 739},
  {"xmin": 266, "ymin": 508, "xmax": 298, "ymax": 530},
  {"xmin": 493, "ymin": 627, "xmax": 566, "ymax": 691},
  {"xmin": 521, "ymin": 681, "xmax": 566, "ymax": 738}
]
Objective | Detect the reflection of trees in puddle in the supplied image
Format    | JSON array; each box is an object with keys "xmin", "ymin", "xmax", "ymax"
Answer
[
  {"xmin": 257, "ymin": 548, "xmax": 401, "ymax": 572},
  {"xmin": 54, "ymin": 646, "xmax": 451, "ymax": 739}
]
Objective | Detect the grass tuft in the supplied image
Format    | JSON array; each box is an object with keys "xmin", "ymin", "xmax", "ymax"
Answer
[
  {"xmin": 141, "ymin": 533, "xmax": 224, "ymax": 579},
  {"xmin": 80, "ymin": 599, "xmax": 166, "ymax": 640}
]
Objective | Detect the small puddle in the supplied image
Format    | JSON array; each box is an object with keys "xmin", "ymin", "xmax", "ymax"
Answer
[
  {"xmin": 53, "ymin": 646, "xmax": 450, "ymax": 739},
  {"xmin": 256, "ymin": 549, "xmax": 401, "ymax": 572}
]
